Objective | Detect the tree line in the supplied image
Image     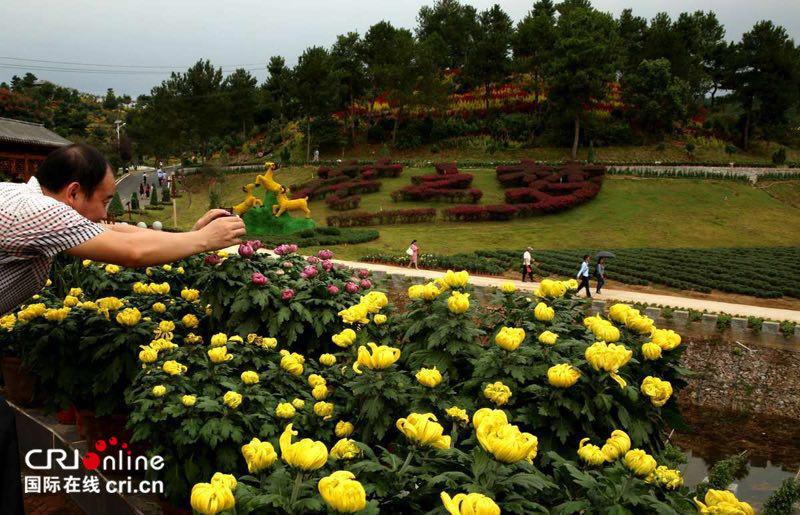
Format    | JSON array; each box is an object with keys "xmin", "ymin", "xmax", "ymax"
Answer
[{"xmin": 3, "ymin": 0, "xmax": 800, "ymax": 163}]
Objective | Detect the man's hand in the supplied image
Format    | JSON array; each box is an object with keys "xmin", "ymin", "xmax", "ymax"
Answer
[
  {"xmin": 192, "ymin": 209, "xmax": 233, "ymax": 231},
  {"xmin": 199, "ymin": 215, "xmax": 246, "ymax": 251}
]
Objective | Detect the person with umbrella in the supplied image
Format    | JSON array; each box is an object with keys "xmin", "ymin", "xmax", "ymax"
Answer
[{"xmin": 594, "ymin": 251, "xmax": 614, "ymax": 294}]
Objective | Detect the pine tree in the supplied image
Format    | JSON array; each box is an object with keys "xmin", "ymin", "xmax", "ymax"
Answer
[
  {"xmin": 208, "ymin": 187, "xmax": 221, "ymax": 210},
  {"xmin": 130, "ymin": 192, "xmax": 140, "ymax": 211},
  {"xmin": 150, "ymin": 185, "xmax": 159, "ymax": 205},
  {"xmin": 161, "ymin": 185, "xmax": 171, "ymax": 204},
  {"xmin": 107, "ymin": 191, "xmax": 124, "ymax": 219}
]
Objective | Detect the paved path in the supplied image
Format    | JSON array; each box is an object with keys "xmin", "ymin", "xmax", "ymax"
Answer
[
  {"xmin": 116, "ymin": 166, "xmax": 177, "ymax": 208},
  {"xmin": 333, "ymin": 259, "xmax": 800, "ymax": 323}
]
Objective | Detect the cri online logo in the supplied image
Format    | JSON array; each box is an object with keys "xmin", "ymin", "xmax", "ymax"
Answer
[{"xmin": 26, "ymin": 436, "xmax": 163, "ymax": 472}]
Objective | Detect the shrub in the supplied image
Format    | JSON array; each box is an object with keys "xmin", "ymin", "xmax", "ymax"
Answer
[
  {"xmin": 130, "ymin": 192, "xmax": 140, "ymax": 211},
  {"xmin": 325, "ymin": 194, "xmax": 361, "ymax": 211},
  {"xmin": 772, "ymin": 147, "xmax": 787, "ymax": 165},
  {"xmin": 107, "ymin": 191, "xmax": 124, "ymax": 218}
]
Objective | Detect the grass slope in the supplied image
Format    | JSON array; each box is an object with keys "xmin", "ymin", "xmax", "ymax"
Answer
[{"xmin": 134, "ymin": 167, "xmax": 800, "ymax": 261}]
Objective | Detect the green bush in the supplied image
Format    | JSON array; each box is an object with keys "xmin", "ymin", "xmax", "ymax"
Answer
[
  {"xmin": 130, "ymin": 192, "xmax": 140, "ymax": 211},
  {"xmin": 772, "ymin": 147, "xmax": 787, "ymax": 165},
  {"xmin": 162, "ymin": 185, "xmax": 171, "ymax": 204},
  {"xmin": 107, "ymin": 191, "xmax": 124, "ymax": 218}
]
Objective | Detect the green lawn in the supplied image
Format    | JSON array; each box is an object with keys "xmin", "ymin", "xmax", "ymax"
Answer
[{"xmin": 133, "ymin": 168, "xmax": 800, "ymax": 261}]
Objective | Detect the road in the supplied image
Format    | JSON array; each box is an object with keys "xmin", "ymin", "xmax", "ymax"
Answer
[{"xmin": 115, "ymin": 166, "xmax": 177, "ymax": 208}]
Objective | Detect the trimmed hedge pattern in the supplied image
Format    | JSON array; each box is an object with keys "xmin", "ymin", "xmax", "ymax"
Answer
[
  {"xmin": 327, "ymin": 208, "xmax": 436, "ymax": 227},
  {"xmin": 392, "ymin": 164, "xmax": 483, "ymax": 203},
  {"xmin": 317, "ymin": 158, "xmax": 404, "ymax": 179}
]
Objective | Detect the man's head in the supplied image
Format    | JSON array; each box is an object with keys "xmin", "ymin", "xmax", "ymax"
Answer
[{"xmin": 36, "ymin": 143, "xmax": 116, "ymax": 222}]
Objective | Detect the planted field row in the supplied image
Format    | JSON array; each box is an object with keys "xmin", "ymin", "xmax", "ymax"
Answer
[{"xmin": 363, "ymin": 247, "xmax": 800, "ymax": 299}]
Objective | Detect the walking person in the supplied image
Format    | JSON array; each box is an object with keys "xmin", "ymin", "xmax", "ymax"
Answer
[
  {"xmin": 576, "ymin": 254, "xmax": 591, "ymax": 298},
  {"xmin": 595, "ymin": 257, "xmax": 606, "ymax": 294},
  {"xmin": 521, "ymin": 246, "xmax": 534, "ymax": 282},
  {"xmin": 406, "ymin": 240, "xmax": 419, "ymax": 270}
]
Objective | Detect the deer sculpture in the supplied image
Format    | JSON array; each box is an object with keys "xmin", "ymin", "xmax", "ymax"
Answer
[
  {"xmin": 255, "ymin": 162, "xmax": 282, "ymax": 193},
  {"xmin": 272, "ymin": 186, "xmax": 311, "ymax": 218},
  {"xmin": 232, "ymin": 183, "xmax": 263, "ymax": 215}
]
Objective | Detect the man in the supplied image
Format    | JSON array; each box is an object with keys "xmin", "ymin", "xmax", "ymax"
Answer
[
  {"xmin": 577, "ymin": 254, "xmax": 592, "ymax": 298},
  {"xmin": 521, "ymin": 247, "xmax": 534, "ymax": 282},
  {"xmin": 0, "ymin": 144, "xmax": 244, "ymax": 513}
]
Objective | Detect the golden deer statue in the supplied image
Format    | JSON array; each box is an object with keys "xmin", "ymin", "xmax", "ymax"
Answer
[
  {"xmin": 255, "ymin": 161, "xmax": 282, "ymax": 193},
  {"xmin": 232, "ymin": 183, "xmax": 263, "ymax": 215},
  {"xmin": 272, "ymin": 186, "xmax": 311, "ymax": 218}
]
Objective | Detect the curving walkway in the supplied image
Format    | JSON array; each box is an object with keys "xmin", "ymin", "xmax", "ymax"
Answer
[{"xmin": 332, "ymin": 259, "xmax": 800, "ymax": 323}]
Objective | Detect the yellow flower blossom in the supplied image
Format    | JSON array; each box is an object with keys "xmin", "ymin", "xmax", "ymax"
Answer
[
  {"xmin": 223, "ymin": 391, "xmax": 242, "ymax": 409},
  {"xmin": 208, "ymin": 346, "xmax": 233, "ymax": 364},
  {"xmin": 441, "ymin": 492, "xmax": 500, "ymax": 515},
  {"xmin": 534, "ymin": 302, "xmax": 555, "ymax": 322},
  {"xmin": 640, "ymin": 376, "xmax": 673, "ymax": 407},
  {"xmin": 276, "ymin": 403, "xmax": 296, "ymax": 419},
  {"xmin": 472, "ymin": 408, "xmax": 538, "ymax": 464},
  {"xmin": 353, "ymin": 342, "xmax": 401, "ymax": 373},
  {"xmin": 335, "ymin": 421, "xmax": 354, "ymax": 438},
  {"xmin": 584, "ymin": 341, "xmax": 632, "ymax": 389},
  {"xmin": 329, "ymin": 439, "xmax": 361, "ymax": 461},
  {"xmin": 162, "ymin": 360, "xmax": 187, "ymax": 376},
  {"xmin": 241, "ymin": 438, "xmax": 277, "ymax": 473},
  {"xmin": 396, "ymin": 413, "xmax": 451, "ymax": 449},
  {"xmin": 280, "ymin": 423, "xmax": 328, "ymax": 471},
  {"xmin": 416, "ymin": 367, "xmax": 443, "ymax": 388},
  {"xmin": 547, "ymin": 364, "xmax": 581, "ymax": 388},
  {"xmin": 495, "ymin": 326, "xmax": 525, "ymax": 351},
  {"xmin": 318, "ymin": 470, "xmax": 366, "ymax": 513},
  {"xmin": 483, "ymin": 381, "xmax": 512, "ymax": 406}
]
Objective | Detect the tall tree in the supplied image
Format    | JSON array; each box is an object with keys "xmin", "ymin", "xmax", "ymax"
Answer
[
  {"xmin": 292, "ymin": 46, "xmax": 338, "ymax": 160},
  {"xmin": 513, "ymin": 0, "xmax": 557, "ymax": 107},
  {"xmin": 734, "ymin": 21, "xmax": 800, "ymax": 149},
  {"xmin": 103, "ymin": 88, "xmax": 119, "ymax": 110},
  {"xmin": 362, "ymin": 21, "xmax": 416, "ymax": 144},
  {"xmin": 415, "ymin": 0, "xmax": 478, "ymax": 70},
  {"xmin": 224, "ymin": 68, "xmax": 258, "ymax": 138},
  {"xmin": 547, "ymin": 4, "xmax": 620, "ymax": 159},
  {"xmin": 463, "ymin": 4, "xmax": 513, "ymax": 110},
  {"xmin": 621, "ymin": 58, "xmax": 690, "ymax": 136},
  {"xmin": 179, "ymin": 60, "xmax": 227, "ymax": 159},
  {"xmin": 331, "ymin": 32, "xmax": 366, "ymax": 145},
  {"xmin": 616, "ymin": 9, "xmax": 648, "ymax": 79},
  {"xmin": 264, "ymin": 56, "xmax": 292, "ymax": 132}
]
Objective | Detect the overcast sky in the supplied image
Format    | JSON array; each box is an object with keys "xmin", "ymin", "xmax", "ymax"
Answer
[{"xmin": 1, "ymin": 0, "xmax": 797, "ymax": 96}]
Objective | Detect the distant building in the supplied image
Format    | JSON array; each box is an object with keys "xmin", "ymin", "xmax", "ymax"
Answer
[{"xmin": 0, "ymin": 117, "xmax": 71, "ymax": 181}]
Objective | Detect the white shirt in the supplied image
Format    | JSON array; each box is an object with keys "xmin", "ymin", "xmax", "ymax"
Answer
[
  {"xmin": 0, "ymin": 177, "xmax": 104, "ymax": 314},
  {"xmin": 577, "ymin": 261, "xmax": 589, "ymax": 278},
  {"xmin": 522, "ymin": 251, "xmax": 531, "ymax": 266}
]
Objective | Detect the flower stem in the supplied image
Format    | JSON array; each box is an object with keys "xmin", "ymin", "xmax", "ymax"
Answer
[
  {"xmin": 398, "ymin": 449, "xmax": 415, "ymax": 476},
  {"xmin": 290, "ymin": 471, "xmax": 304, "ymax": 507}
]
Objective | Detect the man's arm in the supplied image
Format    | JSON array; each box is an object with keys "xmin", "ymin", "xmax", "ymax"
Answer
[{"xmin": 67, "ymin": 215, "xmax": 245, "ymax": 267}]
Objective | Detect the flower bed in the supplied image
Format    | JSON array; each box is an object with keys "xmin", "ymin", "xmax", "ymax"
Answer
[
  {"xmin": 2, "ymin": 251, "xmax": 768, "ymax": 513},
  {"xmin": 326, "ymin": 208, "xmax": 437, "ymax": 228}
]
